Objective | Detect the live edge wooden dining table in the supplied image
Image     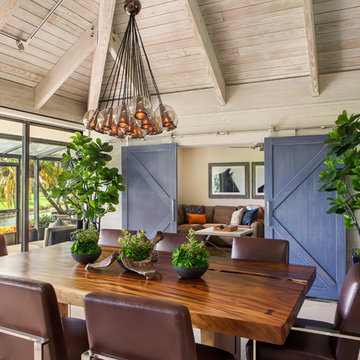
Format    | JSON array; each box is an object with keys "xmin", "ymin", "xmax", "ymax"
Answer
[{"xmin": 0, "ymin": 242, "xmax": 315, "ymax": 350}]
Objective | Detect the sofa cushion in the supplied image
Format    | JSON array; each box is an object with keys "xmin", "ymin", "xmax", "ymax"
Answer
[
  {"xmin": 241, "ymin": 208, "xmax": 259, "ymax": 225},
  {"xmin": 213, "ymin": 206, "xmax": 237, "ymax": 224},
  {"xmin": 187, "ymin": 213, "xmax": 206, "ymax": 224},
  {"xmin": 204, "ymin": 206, "xmax": 214, "ymax": 223},
  {"xmin": 183, "ymin": 205, "xmax": 204, "ymax": 223},
  {"xmin": 230, "ymin": 208, "xmax": 244, "ymax": 225},
  {"xmin": 178, "ymin": 224, "xmax": 204, "ymax": 233}
]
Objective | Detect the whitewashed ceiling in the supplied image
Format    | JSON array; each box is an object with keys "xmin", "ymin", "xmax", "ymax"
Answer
[{"xmin": 0, "ymin": 0, "xmax": 359, "ymax": 107}]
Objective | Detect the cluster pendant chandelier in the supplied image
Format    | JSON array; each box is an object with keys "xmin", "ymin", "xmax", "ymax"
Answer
[{"xmin": 83, "ymin": 0, "xmax": 178, "ymax": 139}]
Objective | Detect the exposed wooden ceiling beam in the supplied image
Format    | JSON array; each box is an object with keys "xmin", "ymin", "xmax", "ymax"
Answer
[
  {"xmin": 181, "ymin": 0, "xmax": 226, "ymax": 105},
  {"xmin": 88, "ymin": 0, "xmax": 116, "ymax": 111},
  {"xmin": 303, "ymin": 0, "xmax": 319, "ymax": 96},
  {"xmin": 108, "ymin": 28, "xmax": 120, "ymax": 61},
  {"xmin": 34, "ymin": 23, "xmax": 97, "ymax": 109},
  {"xmin": 0, "ymin": 0, "xmax": 19, "ymax": 30}
]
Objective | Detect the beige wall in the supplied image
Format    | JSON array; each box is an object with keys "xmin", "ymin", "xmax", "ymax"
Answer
[{"xmin": 178, "ymin": 146, "xmax": 264, "ymax": 207}]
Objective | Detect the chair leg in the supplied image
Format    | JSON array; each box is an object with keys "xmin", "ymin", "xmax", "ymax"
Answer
[{"xmin": 253, "ymin": 340, "xmax": 256, "ymax": 360}]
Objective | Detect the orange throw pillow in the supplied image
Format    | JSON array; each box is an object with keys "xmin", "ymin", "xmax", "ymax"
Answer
[{"xmin": 187, "ymin": 213, "xmax": 206, "ymax": 224}]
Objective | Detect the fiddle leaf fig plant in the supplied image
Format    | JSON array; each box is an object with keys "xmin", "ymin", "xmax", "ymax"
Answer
[
  {"xmin": 319, "ymin": 110, "xmax": 360, "ymax": 236},
  {"xmin": 51, "ymin": 132, "xmax": 126, "ymax": 229}
]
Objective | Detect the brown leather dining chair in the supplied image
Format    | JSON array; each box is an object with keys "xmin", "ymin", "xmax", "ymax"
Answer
[
  {"xmin": 83, "ymin": 292, "xmax": 235, "ymax": 360},
  {"xmin": 0, "ymin": 234, "xmax": 8, "ymax": 256},
  {"xmin": 0, "ymin": 275, "xmax": 89, "ymax": 360},
  {"xmin": 231, "ymin": 236, "xmax": 289, "ymax": 264},
  {"xmin": 246, "ymin": 262, "xmax": 360, "ymax": 360},
  {"xmin": 154, "ymin": 232, "xmax": 203, "ymax": 252}
]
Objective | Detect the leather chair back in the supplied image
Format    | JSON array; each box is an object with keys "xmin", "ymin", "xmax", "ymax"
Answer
[
  {"xmin": 0, "ymin": 234, "xmax": 8, "ymax": 256},
  {"xmin": 99, "ymin": 229, "xmax": 137, "ymax": 246},
  {"xmin": 154, "ymin": 232, "xmax": 202, "ymax": 252},
  {"xmin": 0, "ymin": 275, "xmax": 67, "ymax": 360},
  {"xmin": 231, "ymin": 237, "xmax": 289, "ymax": 264},
  {"xmin": 333, "ymin": 262, "xmax": 360, "ymax": 360},
  {"xmin": 84, "ymin": 292, "xmax": 197, "ymax": 360}
]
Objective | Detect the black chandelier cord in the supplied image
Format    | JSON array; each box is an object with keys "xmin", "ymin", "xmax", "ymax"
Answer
[
  {"xmin": 109, "ymin": 25, "xmax": 129, "ymax": 108},
  {"xmin": 98, "ymin": 11, "xmax": 159, "ymax": 107},
  {"xmin": 134, "ymin": 19, "xmax": 162, "ymax": 105},
  {"xmin": 99, "ymin": 19, "xmax": 130, "ymax": 108}
]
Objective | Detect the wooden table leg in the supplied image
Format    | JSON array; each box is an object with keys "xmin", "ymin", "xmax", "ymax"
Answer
[
  {"xmin": 58, "ymin": 302, "xmax": 69, "ymax": 317},
  {"xmin": 200, "ymin": 329, "xmax": 215, "ymax": 346}
]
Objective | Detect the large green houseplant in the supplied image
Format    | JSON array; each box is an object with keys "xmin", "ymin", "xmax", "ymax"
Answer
[
  {"xmin": 319, "ymin": 110, "xmax": 360, "ymax": 261},
  {"xmin": 51, "ymin": 132, "xmax": 125, "ymax": 230}
]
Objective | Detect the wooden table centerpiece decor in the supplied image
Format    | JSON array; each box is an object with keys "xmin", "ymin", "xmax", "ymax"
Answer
[
  {"xmin": 70, "ymin": 224, "xmax": 102, "ymax": 264},
  {"xmin": 213, "ymin": 225, "xmax": 238, "ymax": 232},
  {"xmin": 172, "ymin": 229, "xmax": 210, "ymax": 279},
  {"xmin": 85, "ymin": 230, "xmax": 164, "ymax": 280}
]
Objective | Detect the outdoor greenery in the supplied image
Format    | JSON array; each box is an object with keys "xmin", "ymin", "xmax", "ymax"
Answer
[
  {"xmin": 50, "ymin": 132, "xmax": 125, "ymax": 229},
  {"xmin": 0, "ymin": 159, "xmax": 64, "ymax": 213},
  {"xmin": 118, "ymin": 229, "xmax": 153, "ymax": 261},
  {"xmin": 70, "ymin": 224, "xmax": 101, "ymax": 255},
  {"xmin": 38, "ymin": 213, "xmax": 52, "ymax": 228},
  {"xmin": 0, "ymin": 225, "xmax": 16, "ymax": 233},
  {"xmin": 319, "ymin": 110, "xmax": 360, "ymax": 236},
  {"xmin": 172, "ymin": 229, "xmax": 210, "ymax": 268}
]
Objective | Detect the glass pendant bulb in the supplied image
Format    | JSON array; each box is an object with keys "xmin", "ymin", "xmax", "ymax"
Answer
[
  {"xmin": 124, "ymin": 117, "xmax": 136, "ymax": 136},
  {"xmin": 83, "ymin": 108, "xmax": 99, "ymax": 130},
  {"xmin": 129, "ymin": 96, "xmax": 151, "ymax": 121},
  {"xmin": 155, "ymin": 104, "xmax": 178, "ymax": 130},
  {"xmin": 100, "ymin": 107, "xmax": 114, "ymax": 132},
  {"xmin": 132, "ymin": 123, "xmax": 145, "ymax": 139},
  {"xmin": 117, "ymin": 103, "xmax": 131, "ymax": 129},
  {"xmin": 96, "ymin": 109, "xmax": 106, "ymax": 133}
]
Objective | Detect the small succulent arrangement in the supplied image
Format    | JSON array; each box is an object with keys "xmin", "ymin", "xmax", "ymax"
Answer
[
  {"xmin": 71, "ymin": 224, "xmax": 101, "ymax": 255},
  {"xmin": 117, "ymin": 229, "xmax": 153, "ymax": 261},
  {"xmin": 172, "ymin": 229, "xmax": 210, "ymax": 279}
]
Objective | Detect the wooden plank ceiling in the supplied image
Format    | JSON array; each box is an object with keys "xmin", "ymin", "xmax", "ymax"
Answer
[{"xmin": 0, "ymin": 0, "xmax": 359, "ymax": 108}]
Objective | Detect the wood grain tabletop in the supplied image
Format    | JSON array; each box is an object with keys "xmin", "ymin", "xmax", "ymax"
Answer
[{"xmin": 0, "ymin": 242, "xmax": 315, "ymax": 345}]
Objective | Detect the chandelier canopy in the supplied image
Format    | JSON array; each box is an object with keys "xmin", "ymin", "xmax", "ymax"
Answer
[{"xmin": 83, "ymin": 0, "xmax": 178, "ymax": 139}]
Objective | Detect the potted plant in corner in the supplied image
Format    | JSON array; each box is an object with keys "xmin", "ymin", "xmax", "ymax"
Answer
[
  {"xmin": 50, "ymin": 132, "xmax": 125, "ymax": 263},
  {"xmin": 71, "ymin": 224, "xmax": 102, "ymax": 264},
  {"xmin": 50, "ymin": 132, "xmax": 126, "ymax": 231},
  {"xmin": 172, "ymin": 229, "xmax": 210, "ymax": 279},
  {"xmin": 319, "ymin": 110, "xmax": 360, "ymax": 264}
]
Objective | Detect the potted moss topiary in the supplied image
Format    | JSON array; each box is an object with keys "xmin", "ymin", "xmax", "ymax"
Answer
[
  {"xmin": 115, "ymin": 229, "xmax": 164, "ymax": 280},
  {"xmin": 117, "ymin": 230, "xmax": 154, "ymax": 269},
  {"xmin": 172, "ymin": 229, "xmax": 210, "ymax": 279},
  {"xmin": 71, "ymin": 224, "xmax": 102, "ymax": 265}
]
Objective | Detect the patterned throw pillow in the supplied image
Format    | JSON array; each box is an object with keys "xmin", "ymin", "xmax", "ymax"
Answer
[
  {"xmin": 187, "ymin": 213, "xmax": 206, "ymax": 225},
  {"xmin": 230, "ymin": 208, "xmax": 244, "ymax": 226},
  {"xmin": 241, "ymin": 208, "xmax": 259, "ymax": 226},
  {"xmin": 183, "ymin": 205, "xmax": 205, "ymax": 223}
]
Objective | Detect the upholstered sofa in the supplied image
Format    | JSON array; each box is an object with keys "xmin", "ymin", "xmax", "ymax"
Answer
[{"xmin": 178, "ymin": 205, "xmax": 264, "ymax": 246}]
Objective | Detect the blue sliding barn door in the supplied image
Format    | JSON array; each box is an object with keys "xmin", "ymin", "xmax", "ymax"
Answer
[
  {"xmin": 122, "ymin": 144, "xmax": 177, "ymax": 239},
  {"xmin": 265, "ymin": 135, "xmax": 346, "ymax": 300}
]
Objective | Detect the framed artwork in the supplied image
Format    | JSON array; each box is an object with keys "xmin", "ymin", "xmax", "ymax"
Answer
[
  {"xmin": 208, "ymin": 162, "xmax": 249, "ymax": 199},
  {"xmin": 252, "ymin": 162, "xmax": 264, "ymax": 199}
]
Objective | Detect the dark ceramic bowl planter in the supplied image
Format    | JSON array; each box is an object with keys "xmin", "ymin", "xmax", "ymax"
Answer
[
  {"xmin": 352, "ymin": 249, "xmax": 360, "ymax": 265},
  {"xmin": 173, "ymin": 265, "xmax": 209, "ymax": 279},
  {"xmin": 71, "ymin": 251, "xmax": 102, "ymax": 265}
]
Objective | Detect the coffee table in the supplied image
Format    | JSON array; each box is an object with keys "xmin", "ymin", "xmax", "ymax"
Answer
[{"xmin": 195, "ymin": 226, "xmax": 253, "ymax": 255}]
